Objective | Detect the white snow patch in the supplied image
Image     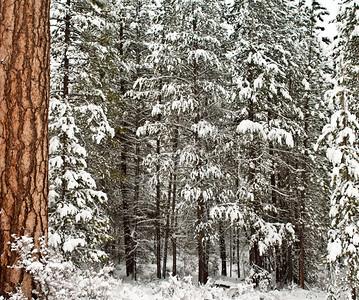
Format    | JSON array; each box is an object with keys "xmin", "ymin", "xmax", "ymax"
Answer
[{"xmin": 63, "ymin": 238, "xmax": 86, "ymax": 252}]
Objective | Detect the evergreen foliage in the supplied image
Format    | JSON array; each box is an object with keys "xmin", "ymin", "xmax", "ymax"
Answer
[
  {"xmin": 318, "ymin": 1, "xmax": 359, "ymax": 297},
  {"xmin": 29, "ymin": 0, "xmax": 349, "ymax": 293},
  {"xmin": 49, "ymin": 0, "xmax": 114, "ymax": 261}
]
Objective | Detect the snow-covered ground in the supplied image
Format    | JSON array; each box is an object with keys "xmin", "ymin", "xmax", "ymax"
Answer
[
  {"xmin": 116, "ymin": 283, "xmax": 326, "ymax": 300},
  {"xmin": 235, "ymin": 288, "xmax": 325, "ymax": 300},
  {"xmin": 113, "ymin": 277, "xmax": 326, "ymax": 300}
]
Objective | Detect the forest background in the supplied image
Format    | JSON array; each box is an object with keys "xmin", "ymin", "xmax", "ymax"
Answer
[{"xmin": 2, "ymin": 0, "xmax": 359, "ymax": 299}]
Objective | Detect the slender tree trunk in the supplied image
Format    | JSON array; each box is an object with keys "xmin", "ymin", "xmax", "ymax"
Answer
[
  {"xmin": 191, "ymin": 11, "xmax": 209, "ymax": 284},
  {"xmin": 235, "ymin": 166, "xmax": 241, "ymax": 279},
  {"xmin": 63, "ymin": 0, "xmax": 70, "ymax": 98},
  {"xmin": 236, "ymin": 228, "xmax": 240, "ymax": 278},
  {"xmin": 247, "ymin": 87, "xmax": 261, "ymax": 270},
  {"xmin": 118, "ymin": 19, "xmax": 136, "ymax": 277},
  {"xmin": 0, "ymin": 0, "xmax": 50, "ymax": 298},
  {"xmin": 230, "ymin": 227, "xmax": 233, "ymax": 277},
  {"xmin": 171, "ymin": 219, "xmax": 177, "ymax": 276},
  {"xmin": 298, "ymin": 6, "xmax": 316, "ymax": 288},
  {"xmin": 155, "ymin": 99, "xmax": 162, "ymax": 279},
  {"xmin": 162, "ymin": 175, "xmax": 172, "ymax": 278},
  {"xmin": 132, "ymin": 133, "xmax": 141, "ymax": 281},
  {"xmin": 171, "ymin": 172, "xmax": 178, "ymax": 276},
  {"xmin": 219, "ymin": 221, "xmax": 227, "ymax": 276},
  {"xmin": 60, "ymin": 0, "xmax": 71, "ymax": 206},
  {"xmin": 288, "ymin": 244, "xmax": 293, "ymax": 283},
  {"xmin": 299, "ymin": 95, "xmax": 308, "ymax": 289},
  {"xmin": 299, "ymin": 220, "xmax": 305, "ymax": 288},
  {"xmin": 121, "ymin": 132, "xmax": 135, "ymax": 277},
  {"xmin": 197, "ymin": 193, "xmax": 209, "ymax": 284},
  {"xmin": 352, "ymin": 288, "xmax": 356, "ymax": 300},
  {"xmin": 204, "ymin": 235, "xmax": 209, "ymax": 281},
  {"xmin": 197, "ymin": 196, "xmax": 207, "ymax": 284},
  {"xmin": 119, "ymin": 13, "xmax": 135, "ymax": 277},
  {"xmin": 171, "ymin": 122, "xmax": 179, "ymax": 276}
]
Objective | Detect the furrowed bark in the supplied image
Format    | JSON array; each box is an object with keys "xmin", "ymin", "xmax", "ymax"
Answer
[{"xmin": 0, "ymin": 0, "xmax": 50, "ymax": 298}]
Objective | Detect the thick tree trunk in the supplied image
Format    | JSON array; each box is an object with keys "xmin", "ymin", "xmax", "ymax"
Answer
[{"xmin": 0, "ymin": 0, "xmax": 50, "ymax": 298}]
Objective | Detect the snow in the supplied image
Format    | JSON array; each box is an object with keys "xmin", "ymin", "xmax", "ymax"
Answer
[
  {"xmin": 191, "ymin": 121, "xmax": 218, "ymax": 138},
  {"xmin": 82, "ymin": 282, "xmax": 325, "ymax": 300},
  {"xmin": 328, "ymin": 239, "xmax": 342, "ymax": 262},
  {"xmin": 48, "ymin": 232, "xmax": 61, "ymax": 247},
  {"xmin": 63, "ymin": 238, "xmax": 86, "ymax": 252},
  {"xmin": 65, "ymin": 278, "xmax": 325, "ymax": 300},
  {"xmin": 8, "ymin": 237, "xmax": 327, "ymax": 300},
  {"xmin": 237, "ymin": 120, "xmax": 265, "ymax": 137},
  {"xmin": 326, "ymin": 148, "xmax": 343, "ymax": 166}
]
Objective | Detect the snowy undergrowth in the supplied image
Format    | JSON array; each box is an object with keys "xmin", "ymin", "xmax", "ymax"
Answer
[{"xmin": 3, "ymin": 236, "xmax": 325, "ymax": 299}]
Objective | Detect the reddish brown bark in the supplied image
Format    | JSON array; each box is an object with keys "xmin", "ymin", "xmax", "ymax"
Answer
[{"xmin": 0, "ymin": 0, "xmax": 50, "ymax": 298}]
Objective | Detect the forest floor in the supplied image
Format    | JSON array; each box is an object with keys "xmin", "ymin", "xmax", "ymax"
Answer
[
  {"xmin": 112, "ymin": 263, "xmax": 326, "ymax": 299},
  {"xmin": 118, "ymin": 283, "xmax": 326, "ymax": 300}
]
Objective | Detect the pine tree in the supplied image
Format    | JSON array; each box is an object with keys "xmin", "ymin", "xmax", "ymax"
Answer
[
  {"xmin": 224, "ymin": 0, "xmax": 300, "ymax": 285},
  {"xmin": 140, "ymin": 0, "xmax": 231, "ymax": 284},
  {"xmin": 318, "ymin": 1, "xmax": 359, "ymax": 298},
  {"xmin": 49, "ymin": 0, "xmax": 114, "ymax": 262},
  {"xmin": 291, "ymin": 0, "xmax": 330, "ymax": 287},
  {"xmin": 0, "ymin": 0, "xmax": 50, "ymax": 297},
  {"xmin": 93, "ymin": 0, "xmax": 158, "ymax": 279}
]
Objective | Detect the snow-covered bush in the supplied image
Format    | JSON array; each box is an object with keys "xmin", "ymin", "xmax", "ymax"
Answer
[
  {"xmin": 154, "ymin": 276, "xmax": 223, "ymax": 300},
  {"xmin": 152, "ymin": 275, "xmax": 255, "ymax": 300},
  {"xmin": 247, "ymin": 264, "xmax": 272, "ymax": 291},
  {"xmin": 226, "ymin": 282, "xmax": 255, "ymax": 298},
  {"xmin": 9, "ymin": 235, "xmax": 121, "ymax": 299}
]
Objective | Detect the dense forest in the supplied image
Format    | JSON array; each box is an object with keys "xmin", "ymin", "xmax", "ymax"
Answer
[{"xmin": 1, "ymin": 0, "xmax": 359, "ymax": 299}]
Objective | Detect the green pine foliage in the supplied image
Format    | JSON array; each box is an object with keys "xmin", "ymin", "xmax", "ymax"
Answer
[
  {"xmin": 49, "ymin": 0, "xmax": 114, "ymax": 262},
  {"xmin": 318, "ymin": 1, "xmax": 359, "ymax": 296}
]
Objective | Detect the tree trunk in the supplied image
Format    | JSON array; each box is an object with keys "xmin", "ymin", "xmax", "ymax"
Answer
[
  {"xmin": 299, "ymin": 98, "xmax": 308, "ymax": 290},
  {"xmin": 247, "ymin": 89, "xmax": 261, "ymax": 270},
  {"xmin": 117, "ymin": 15, "xmax": 136, "ymax": 278},
  {"xmin": 288, "ymin": 244, "xmax": 293, "ymax": 283},
  {"xmin": 121, "ymin": 133, "xmax": 135, "ymax": 277},
  {"xmin": 219, "ymin": 221, "xmax": 227, "ymax": 276},
  {"xmin": 171, "ymin": 122, "xmax": 179, "ymax": 276},
  {"xmin": 132, "ymin": 134, "xmax": 140, "ymax": 281},
  {"xmin": 162, "ymin": 174, "xmax": 172, "ymax": 278},
  {"xmin": 197, "ymin": 196, "xmax": 208, "ymax": 284},
  {"xmin": 236, "ymin": 228, "xmax": 240, "ymax": 278},
  {"xmin": 352, "ymin": 286, "xmax": 356, "ymax": 300},
  {"xmin": 171, "ymin": 172, "xmax": 178, "ymax": 276},
  {"xmin": 299, "ymin": 220, "xmax": 305, "ymax": 288},
  {"xmin": 60, "ymin": 0, "xmax": 71, "ymax": 204},
  {"xmin": 155, "ymin": 119, "xmax": 161, "ymax": 280},
  {"xmin": 0, "ymin": 0, "xmax": 50, "ymax": 298},
  {"xmin": 230, "ymin": 226, "xmax": 233, "ymax": 277}
]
